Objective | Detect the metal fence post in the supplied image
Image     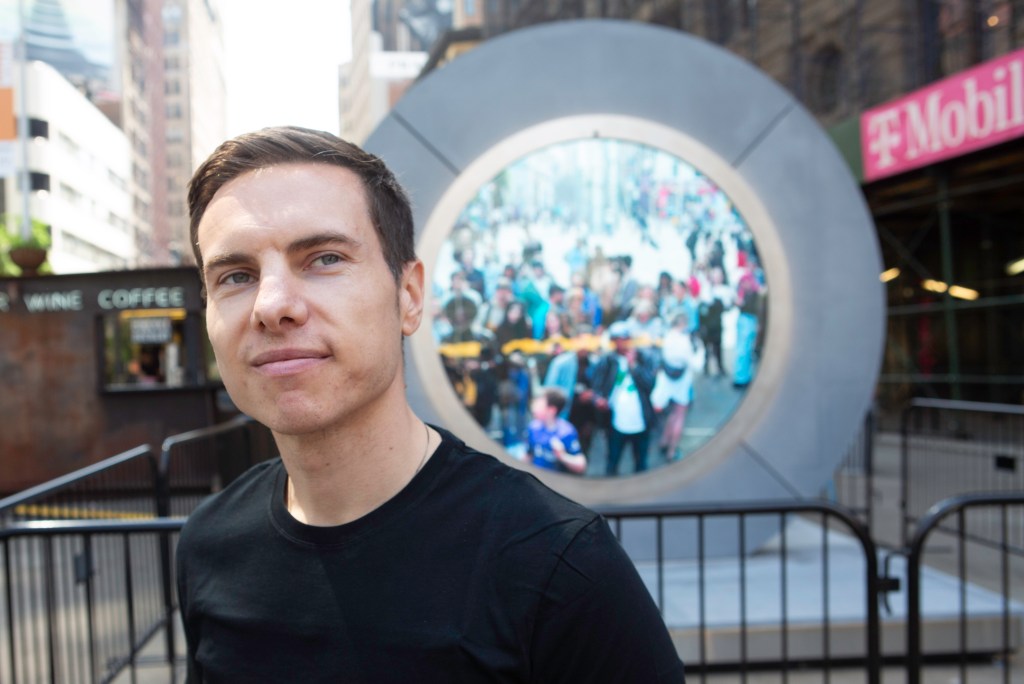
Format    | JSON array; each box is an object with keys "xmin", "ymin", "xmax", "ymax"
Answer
[
  {"xmin": 905, "ymin": 492, "xmax": 1024, "ymax": 684},
  {"xmin": 900, "ymin": 404, "xmax": 913, "ymax": 548},
  {"xmin": 157, "ymin": 441, "xmax": 177, "ymax": 682},
  {"xmin": 865, "ymin": 409, "xmax": 876, "ymax": 537}
]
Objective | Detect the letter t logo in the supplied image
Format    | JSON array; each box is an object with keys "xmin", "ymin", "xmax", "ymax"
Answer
[{"xmin": 867, "ymin": 109, "xmax": 902, "ymax": 170}]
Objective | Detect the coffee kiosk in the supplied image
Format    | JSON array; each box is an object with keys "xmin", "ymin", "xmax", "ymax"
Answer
[{"xmin": 0, "ymin": 267, "xmax": 230, "ymax": 493}]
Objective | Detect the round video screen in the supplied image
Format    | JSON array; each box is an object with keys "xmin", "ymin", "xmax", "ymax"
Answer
[{"xmin": 429, "ymin": 138, "xmax": 767, "ymax": 478}]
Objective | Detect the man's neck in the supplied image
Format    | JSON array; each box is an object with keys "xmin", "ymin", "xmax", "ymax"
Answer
[{"xmin": 275, "ymin": 401, "xmax": 433, "ymax": 527}]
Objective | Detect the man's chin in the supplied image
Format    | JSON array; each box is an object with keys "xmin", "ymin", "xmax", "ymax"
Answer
[
  {"xmin": 262, "ymin": 412, "xmax": 332, "ymax": 438},
  {"xmin": 233, "ymin": 398, "xmax": 327, "ymax": 437}
]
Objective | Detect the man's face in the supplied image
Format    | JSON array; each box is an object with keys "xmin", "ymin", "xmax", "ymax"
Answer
[{"xmin": 197, "ymin": 163, "xmax": 423, "ymax": 436}]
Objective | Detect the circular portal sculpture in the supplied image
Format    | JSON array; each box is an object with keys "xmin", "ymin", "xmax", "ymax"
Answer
[{"xmin": 365, "ymin": 20, "xmax": 883, "ymax": 508}]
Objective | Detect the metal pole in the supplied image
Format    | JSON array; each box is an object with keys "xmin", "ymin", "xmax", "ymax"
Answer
[
  {"xmin": 17, "ymin": 0, "xmax": 31, "ymax": 241},
  {"xmin": 937, "ymin": 173, "xmax": 962, "ymax": 400},
  {"xmin": 900, "ymin": 405, "xmax": 911, "ymax": 548}
]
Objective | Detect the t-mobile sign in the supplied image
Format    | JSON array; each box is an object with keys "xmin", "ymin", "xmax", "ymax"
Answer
[{"xmin": 861, "ymin": 48, "xmax": 1024, "ymax": 182}]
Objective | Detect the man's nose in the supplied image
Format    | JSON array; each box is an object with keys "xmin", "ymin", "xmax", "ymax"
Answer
[{"xmin": 251, "ymin": 273, "xmax": 308, "ymax": 332}]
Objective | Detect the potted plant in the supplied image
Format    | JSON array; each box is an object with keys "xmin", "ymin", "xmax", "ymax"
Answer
[{"xmin": 2, "ymin": 217, "xmax": 51, "ymax": 277}]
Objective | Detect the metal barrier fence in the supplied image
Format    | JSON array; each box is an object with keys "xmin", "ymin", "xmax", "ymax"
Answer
[
  {"xmin": 2, "ymin": 410, "xmax": 1022, "ymax": 682},
  {"xmin": 158, "ymin": 415, "xmax": 278, "ymax": 518},
  {"xmin": 901, "ymin": 399, "xmax": 1024, "ymax": 548},
  {"xmin": 596, "ymin": 499, "xmax": 883, "ymax": 683},
  {"xmin": 0, "ymin": 418, "xmax": 274, "ymax": 683},
  {"xmin": 1, "ymin": 495, "xmax": 1021, "ymax": 683},
  {"xmin": 0, "ymin": 414, "xmax": 278, "ymax": 529},
  {"xmin": 906, "ymin": 493, "xmax": 1024, "ymax": 684},
  {"xmin": 0, "ymin": 446, "xmax": 159, "ymax": 528},
  {"xmin": 832, "ymin": 410, "xmax": 876, "ymax": 531},
  {"xmin": 0, "ymin": 519, "xmax": 186, "ymax": 684}
]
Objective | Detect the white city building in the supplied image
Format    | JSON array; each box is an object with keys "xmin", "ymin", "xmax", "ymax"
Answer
[
  {"xmin": 340, "ymin": 8, "xmax": 428, "ymax": 145},
  {"xmin": 5, "ymin": 60, "xmax": 135, "ymax": 273}
]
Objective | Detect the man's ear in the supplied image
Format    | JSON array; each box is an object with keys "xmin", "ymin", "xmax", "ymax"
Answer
[{"xmin": 399, "ymin": 260, "xmax": 425, "ymax": 337}]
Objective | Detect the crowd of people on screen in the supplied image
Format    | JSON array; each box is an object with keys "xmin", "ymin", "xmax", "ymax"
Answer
[{"xmin": 434, "ymin": 226, "xmax": 765, "ymax": 478}]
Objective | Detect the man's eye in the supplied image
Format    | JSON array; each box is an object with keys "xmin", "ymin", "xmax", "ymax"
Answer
[
  {"xmin": 222, "ymin": 272, "xmax": 252, "ymax": 285},
  {"xmin": 314, "ymin": 254, "xmax": 343, "ymax": 267}
]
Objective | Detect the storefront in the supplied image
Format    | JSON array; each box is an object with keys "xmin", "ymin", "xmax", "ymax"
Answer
[
  {"xmin": 837, "ymin": 47, "xmax": 1024, "ymax": 417},
  {"xmin": 0, "ymin": 267, "xmax": 230, "ymax": 492}
]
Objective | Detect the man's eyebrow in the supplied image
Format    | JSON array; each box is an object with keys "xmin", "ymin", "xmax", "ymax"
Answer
[
  {"xmin": 204, "ymin": 252, "xmax": 254, "ymax": 276},
  {"xmin": 288, "ymin": 230, "xmax": 362, "ymax": 254}
]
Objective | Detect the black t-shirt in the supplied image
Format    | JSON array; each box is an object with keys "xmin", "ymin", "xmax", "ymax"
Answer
[{"xmin": 177, "ymin": 427, "xmax": 685, "ymax": 683}]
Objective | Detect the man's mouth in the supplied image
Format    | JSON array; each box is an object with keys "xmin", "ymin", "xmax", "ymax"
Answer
[{"xmin": 250, "ymin": 348, "xmax": 330, "ymax": 377}]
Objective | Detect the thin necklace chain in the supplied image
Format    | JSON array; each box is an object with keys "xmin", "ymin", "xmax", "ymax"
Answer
[{"xmin": 414, "ymin": 423, "xmax": 431, "ymax": 477}]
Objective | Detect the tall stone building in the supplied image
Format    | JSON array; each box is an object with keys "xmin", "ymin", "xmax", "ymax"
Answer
[{"xmin": 161, "ymin": 0, "xmax": 226, "ymax": 264}]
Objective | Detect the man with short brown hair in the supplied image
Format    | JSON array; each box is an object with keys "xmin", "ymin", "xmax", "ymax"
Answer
[{"xmin": 176, "ymin": 126, "xmax": 685, "ymax": 683}]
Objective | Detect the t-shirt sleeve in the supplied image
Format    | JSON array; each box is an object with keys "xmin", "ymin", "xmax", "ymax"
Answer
[{"xmin": 529, "ymin": 516, "xmax": 685, "ymax": 683}]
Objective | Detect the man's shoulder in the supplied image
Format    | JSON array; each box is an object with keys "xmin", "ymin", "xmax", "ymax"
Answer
[
  {"xmin": 437, "ymin": 428, "xmax": 599, "ymax": 550},
  {"xmin": 178, "ymin": 458, "xmax": 280, "ymax": 545}
]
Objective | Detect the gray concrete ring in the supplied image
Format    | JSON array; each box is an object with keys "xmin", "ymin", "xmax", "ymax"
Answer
[{"xmin": 365, "ymin": 19, "xmax": 884, "ymax": 507}]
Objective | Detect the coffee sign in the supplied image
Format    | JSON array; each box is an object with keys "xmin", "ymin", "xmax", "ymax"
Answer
[
  {"xmin": 862, "ymin": 47, "xmax": 1024, "ymax": 182},
  {"xmin": 0, "ymin": 283, "xmax": 190, "ymax": 315}
]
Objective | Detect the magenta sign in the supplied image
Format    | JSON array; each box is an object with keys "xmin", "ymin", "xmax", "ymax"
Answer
[{"xmin": 861, "ymin": 48, "xmax": 1024, "ymax": 182}]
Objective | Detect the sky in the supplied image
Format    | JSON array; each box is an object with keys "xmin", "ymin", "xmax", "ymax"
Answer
[{"xmin": 219, "ymin": 0, "xmax": 352, "ymax": 137}]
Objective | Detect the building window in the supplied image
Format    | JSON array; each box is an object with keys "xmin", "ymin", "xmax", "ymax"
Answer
[
  {"xmin": 706, "ymin": 0, "xmax": 738, "ymax": 44},
  {"xmin": 30, "ymin": 172, "xmax": 50, "ymax": 192},
  {"xmin": 807, "ymin": 44, "xmax": 843, "ymax": 115},
  {"xmin": 28, "ymin": 118, "xmax": 48, "ymax": 139},
  {"xmin": 464, "ymin": 0, "xmax": 475, "ymax": 16},
  {"xmin": 100, "ymin": 309, "xmax": 193, "ymax": 388}
]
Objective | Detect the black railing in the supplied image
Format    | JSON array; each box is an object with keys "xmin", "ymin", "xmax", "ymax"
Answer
[
  {"xmin": 900, "ymin": 399, "xmax": 1024, "ymax": 547},
  {"xmin": 596, "ymin": 499, "xmax": 883, "ymax": 683},
  {"xmin": 0, "ymin": 415, "xmax": 278, "ymax": 529},
  {"xmin": 0, "ymin": 445, "xmax": 159, "ymax": 528},
  {"xmin": 158, "ymin": 415, "xmax": 277, "ymax": 518},
  {"xmin": 0, "ymin": 417, "xmax": 275, "ymax": 684},
  {"xmin": 0, "ymin": 518, "xmax": 186, "ymax": 684},
  {"xmin": 3, "ymin": 410, "xmax": 1022, "ymax": 682},
  {"xmin": 2, "ymin": 493, "xmax": 1021, "ymax": 683},
  {"xmin": 905, "ymin": 492, "xmax": 1024, "ymax": 684}
]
